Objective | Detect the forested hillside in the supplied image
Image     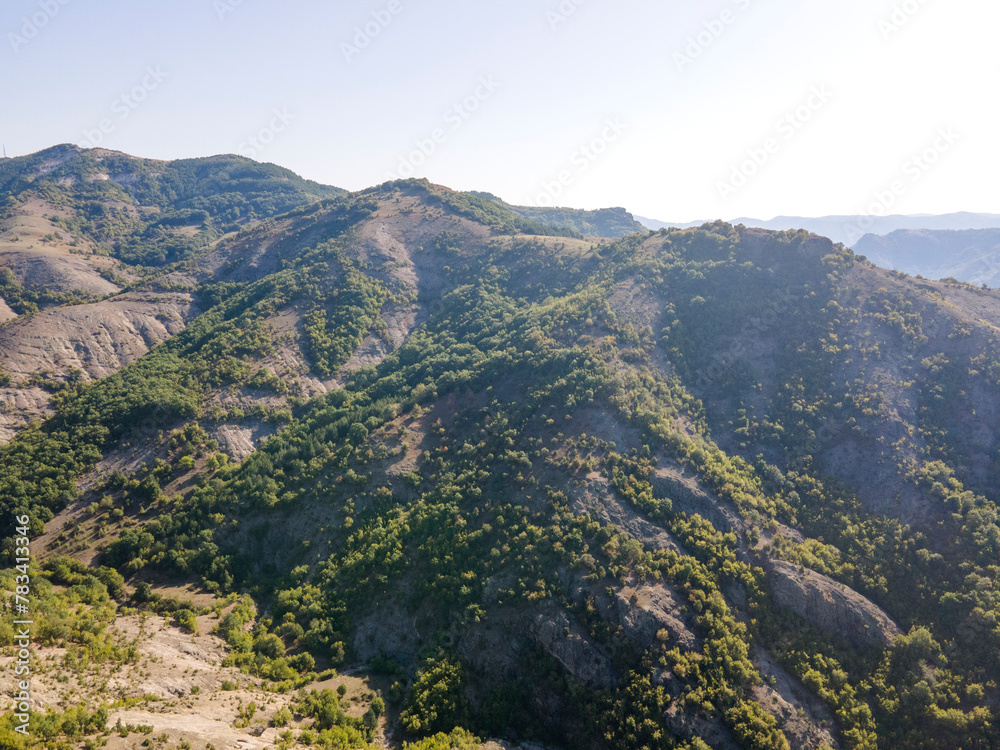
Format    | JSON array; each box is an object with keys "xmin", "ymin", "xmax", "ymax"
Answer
[
  {"xmin": 0, "ymin": 147, "xmax": 999, "ymax": 749},
  {"xmin": 471, "ymin": 192, "xmax": 646, "ymax": 238}
]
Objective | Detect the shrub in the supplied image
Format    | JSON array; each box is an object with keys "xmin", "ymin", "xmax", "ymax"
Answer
[
  {"xmin": 270, "ymin": 707, "xmax": 293, "ymax": 727},
  {"xmin": 400, "ymin": 656, "xmax": 469, "ymax": 736},
  {"xmin": 172, "ymin": 609, "xmax": 198, "ymax": 634}
]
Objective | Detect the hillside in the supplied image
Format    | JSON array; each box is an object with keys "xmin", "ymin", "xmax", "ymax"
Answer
[
  {"xmin": 854, "ymin": 228, "xmax": 1000, "ymax": 288},
  {"xmin": 0, "ymin": 145, "xmax": 347, "ymax": 438},
  {"xmin": 0, "ymin": 149, "xmax": 999, "ymax": 750},
  {"xmin": 472, "ymin": 192, "xmax": 647, "ymax": 238}
]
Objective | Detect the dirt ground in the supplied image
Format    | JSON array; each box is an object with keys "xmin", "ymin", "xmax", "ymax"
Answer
[{"xmin": 0, "ymin": 610, "xmax": 388, "ymax": 750}]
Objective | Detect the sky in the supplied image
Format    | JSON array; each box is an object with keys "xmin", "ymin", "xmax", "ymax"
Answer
[{"xmin": 1, "ymin": 0, "xmax": 997, "ymax": 222}]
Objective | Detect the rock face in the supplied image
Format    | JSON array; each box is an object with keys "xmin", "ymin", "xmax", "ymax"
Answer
[
  {"xmin": 351, "ymin": 598, "xmax": 421, "ymax": 669},
  {"xmin": 653, "ymin": 462, "xmax": 745, "ymax": 537},
  {"xmin": 458, "ymin": 619, "xmax": 525, "ymax": 686},
  {"xmin": 766, "ymin": 559, "xmax": 901, "ymax": 648},
  {"xmin": 664, "ymin": 706, "xmax": 742, "ymax": 750},
  {"xmin": 530, "ymin": 610, "xmax": 615, "ymax": 689},
  {"xmin": 213, "ymin": 422, "xmax": 275, "ymax": 462},
  {"xmin": 751, "ymin": 646, "xmax": 841, "ymax": 750},
  {"xmin": 616, "ymin": 585, "xmax": 698, "ymax": 651},
  {"xmin": 0, "ymin": 386, "xmax": 51, "ymax": 443},
  {"xmin": 570, "ymin": 472, "xmax": 683, "ymax": 554},
  {"xmin": 0, "ymin": 292, "xmax": 193, "ymax": 382}
]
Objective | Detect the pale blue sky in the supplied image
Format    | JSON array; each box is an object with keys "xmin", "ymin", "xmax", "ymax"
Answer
[{"xmin": 2, "ymin": 0, "xmax": 997, "ymax": 221}]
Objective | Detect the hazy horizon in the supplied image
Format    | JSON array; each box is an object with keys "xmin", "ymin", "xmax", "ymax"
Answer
[{"xmin": 3, "ymin": 0, "xmax": 997, "ymax": 222}]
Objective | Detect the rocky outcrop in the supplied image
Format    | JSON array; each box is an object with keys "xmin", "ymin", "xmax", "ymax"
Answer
[
  {"xmin": 457, "ymin": 620, "xmax": 525, "ymax": 686},
  {"xmin": 653, "ymin": 462, "xmax": 745, "ymax": 536},
  {"xmin": 530, "ymin": 610, "xmax": 615, "ymax": 689},
  {"xmin": 664, "ymin": 706, "xmax": 742, "ymax": 750},
  {"xmin": 213, "ymin": 422, "xmax": 275, "ymax": 462},
  {"xmin": 751, "ymin": 646, "xmax": 840, "ymax": 750},
  {"xmin": 616, "ymin": 585, "xmax": 698, "ymax": 651},
  {"xmin": 570, "ymin": 471, "xmax": 682, "ymax": 554},
  {"xmin": 351, "ymin": 598, "xmax": 421, "ymax": 669},
  {"xmin": 330, "ymin": 301, "xmax": 421, "ymax": 388},
  {"xmin": 766, "ymin": 559, "xmax": 900, "ymax": 648}
]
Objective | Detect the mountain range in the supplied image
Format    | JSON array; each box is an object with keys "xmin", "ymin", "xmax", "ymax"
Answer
[
  {"xmin": 0, "ymin": 145, "xmax": 999, "ymax": 750},
  {"xmin": 853, "ymin": 228, "xmax": 1000, "ymax": 288},
  {"xmin": 636, "ymin": 212, "xmax": 1000, "ymax": 248}
]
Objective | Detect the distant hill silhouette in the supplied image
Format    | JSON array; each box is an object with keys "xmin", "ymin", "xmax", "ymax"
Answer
[
  {"xmin": 854, "ymin": 228, "xmax": 1000, "ymax": 287},
  {"xmin": 637, "ymin": 211, "xmax": 1000, "ymax": 247}
]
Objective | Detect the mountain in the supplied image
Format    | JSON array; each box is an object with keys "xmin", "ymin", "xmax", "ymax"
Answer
[
  {"xmin": 853, "ymin": 228, "xmax": 1000, "ymax": 288},
  {"xmin": 635, "ymin": 215, "xmax": 702, "ymax": 232},
  {"xmin": 473, "ymin": 192, "xmax": 647, "ymax": 238},
  {"xmin": 1, "ymin": 147, "xmax": 1000, "ymax": 750},
  {"xmin": 0, "ymin": 143, "xmax": 346, "ymax": 440},
  {"xmin": 637, "ymin": 212, "xmax": 1000, "ymax": 247}
]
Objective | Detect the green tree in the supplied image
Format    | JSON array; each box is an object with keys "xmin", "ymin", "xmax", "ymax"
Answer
[{"xmin": 400, "ymin": 656, "xmax": 470, "ymax": 736}]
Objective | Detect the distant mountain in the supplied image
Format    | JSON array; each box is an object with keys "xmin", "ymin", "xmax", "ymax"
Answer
[
  {"xmin": 634, "ymin": 215, "xmax": 700, "ymax": 231},
  {"xmin": 3, "ymin": 142, "xmax": 344, "ymax": 219},
  {"xmin": 474, "ymin": 192, "xmax": 646, "ymax": 238},
  {"xmin": 854, "ymin": 228, "xmax": 1000, "ymax": 287},
  {"xmin": 637, "ymin": 212, "xmax": 1000, "ymax": 247}
]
